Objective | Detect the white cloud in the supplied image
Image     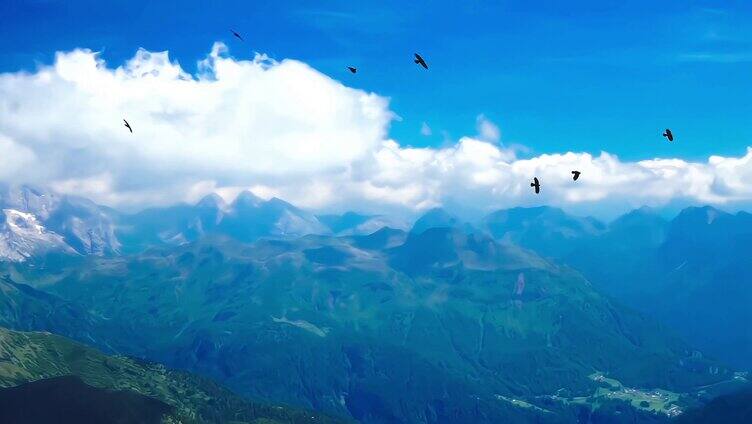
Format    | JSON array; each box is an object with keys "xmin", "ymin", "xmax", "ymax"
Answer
[
  {"xmin": 476, "ymin": 114, "xmax": 501, "ymax": 143},
  {"xmin": 677, "ymin": 52, "xmax": 752, "ymax": 63},
  {"xmin": 0, "ymin": 43, "xmax": 391, "ymax": 209},
  {"xmin": 420, "ymin": 122, "xmax": 432, "ymax": 136},
  {"xmin": 1, "ymin": 44, "xmax": 752, "ymax": 218}
]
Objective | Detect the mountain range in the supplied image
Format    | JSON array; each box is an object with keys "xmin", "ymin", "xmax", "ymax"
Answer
[
  {"xmin": 0, "ymin": 184, "xmax": 750, "ymax": 423},
  {"xmin": 473, "ymin": 204, "xmax": 752, "ymax": 370}
]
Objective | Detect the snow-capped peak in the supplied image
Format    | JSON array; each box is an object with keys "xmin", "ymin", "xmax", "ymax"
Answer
[
  {"xmin": 3, "ymin": 208, "xmax": 46, "ymax": 234},
  {"xmin": 0, "ymin": 209, "xmax": 75, "ymax": 262}
]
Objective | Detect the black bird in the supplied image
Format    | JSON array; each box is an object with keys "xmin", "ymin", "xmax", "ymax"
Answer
[
  {"xmin": 572, "ymin": 170, "xmax": 581, "ymax": 181},
  {"xmin": 530, "ymin": 177, "xmax": 540, "ymax": 194},
  {"xmin": 123, "ymin": 119, "xmax": 132, "ymax": 134},
  {"xmin": 414, "ymin": 53, "xmax": 428, "ymax": 69},
  {"xmin": 663, "ymin": 128, "xmax": 674, "ymax": 142},
  {"xmin": 230, "ymin": 30, "xmax": 243, "ymax": 41},
  {"xmin": 347, "ymin": 66, "xmax": 357, "ymax": 74}
]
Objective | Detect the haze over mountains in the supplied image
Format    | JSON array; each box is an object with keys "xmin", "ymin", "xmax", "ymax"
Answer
[{"xmin": 0, "ymin": 183, "xmax": 750, "ymax": 422}]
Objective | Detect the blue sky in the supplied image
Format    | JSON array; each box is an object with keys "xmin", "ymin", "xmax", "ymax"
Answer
[
  {"xmin": 2, "ymin": 0, "xmax": 750, "ymax": 162},
  {"xmin": 2, "ymin": 1, "xmax": 752, "ymax": 217}
]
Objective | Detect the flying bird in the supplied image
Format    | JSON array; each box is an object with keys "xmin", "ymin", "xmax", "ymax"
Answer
[
  {"xmin": 347, "ymin": 66, "xmax": 357, "ymax": 74},
  {"xmin": 414, "ymin": 53, "xmax": 428, "ymax": 69},
  {"xmin": 530, "ymin": 177, "xmax": 540, "ymax": 194},
  {"xmin": 123, "ymin": 119, "xmax": 132, "ymax": 134},
  {"xmin": 662, "ymin": 128, "xmax": 674, "ymax": 142},
  {"xmin": 572, "ymin": 171, "xmax": 581, "ymax": 181},
  {"xmin": 230, "ymin": 30, "xmax": 243, "ymax": 41}
]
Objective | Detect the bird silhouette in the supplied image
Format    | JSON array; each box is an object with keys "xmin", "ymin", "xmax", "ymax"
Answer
[
  {"xmin": 230, "ymin": 30, "xmax": 243, "ymax": 41},
  {"xmin": 347, "ymin": 66, "xmax": 357, "ymax": 74},
  {"xmin": 123, "ymin": 119, "xmax": 132, "ymax": 134},
  {"xmin": 414, "ymin": 53, "xmax": 428, "ymax": 69},
  {"xmin": 663, "ymin": 128, "xmax": 674, "ymax": 142},
  {"xmin": 572, "ymin": 171, "xmax": 581, "ymax": 181},
  {"xmin": 530, "ymin": 177, "xmax": 540, "ymax": 194}
]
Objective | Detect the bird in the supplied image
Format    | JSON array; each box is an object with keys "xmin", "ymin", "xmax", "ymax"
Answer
[
  {"xmin": 530, "ymin": 177, "xmax": 540, "ymax": 194},
  {"xmin": 572, "ymin": 171, "xmax": 581, "ymax": 181},
  {"xmin": 123, "ymin": 119, "xmax": 132, "ymax": 133},
  {"xmin": 347, "ymin": 66, "xmax": 357, "ymax": 74},
  {"xmin": 230, "ymin": 30, "xmax": 243, "ymax": 41},
  {"xmin": 414, "ymin": 53, "xmax": 428, "ymax": 69},
  {"xmin": 662, "ymin": 128, "xmax": 674, "ymax": 142}
]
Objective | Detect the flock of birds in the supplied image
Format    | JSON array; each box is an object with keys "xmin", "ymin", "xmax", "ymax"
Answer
[{"xmin": 121, "ymin": 29, "xmax": 677, "ymax": 195}]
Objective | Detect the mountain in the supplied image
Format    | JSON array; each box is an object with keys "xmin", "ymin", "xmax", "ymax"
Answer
[
  {"xmin": 119, "ymin": 191, "xmax": 330, "ymax": 252},
  {"xmin": 0, "ymin": 326, "xmax": 348, "ymax": 424},
  {"xmin": 116, "ymin": 193, "xmax": 228, "ymax": 253},
  {"xmin": 645, "ymin": 207, "xmax": 752, "ymax": 369},
  {"xmin": 218, "ymin": 194, "xmax": 329, "ymax": 241},
  {"xmin": 676, "ymin": 384, "xmax": 752, "ymax": 423},
  {"xmin": 390, "ymin": 227, "xmax": 548, "ymax": 275},
  {"xmin": 410, "ymin": 208, "xmax": 461, "ymax": 234},
  {"xmin": 551, "ymin": 207, "xmax": 670, "ymax": 301},
  {"xmin": 0, "ymin": 376, "xmax": 174, "ymax": 424},
  {"xmin": 318, "ymin": 212, "xmax": 408, "ymax": 236},
  {"xmin": 605, "ymin": 206, "xmax": 668, "ymax": 250},
  {"xmin": 410, "ymin": 207, "xmax": 478, "ymax": 236},
  {"xmin": 319, "ymin": 212, "xmax": 374, "ymax": 234},
  {"xmin": 508, "ymin": 205, "xmax": 752, "ymax": 370},
  {"xmin": 0, "ymin": 208, "xmax": 74, "ymax": 261},
  {"xmin": 349, "ymin": 227, "xmax": 407, "ymax": 251},
  {"xmin": 0, "ymin": 275, "xmax": 110, "ymax": 345},
  {"xmin": 5, "ymin": 232, "xmax": 732, "ymax": 423},
  {"xmin": 1, "ymin": 188, "xmax": 749, "ymax": 421},
  {"xmin": 0, "ymin": 185, "xmax": 120, "ymax": 259},
  {"xmin": 480, "ymin": 206, "xmax": 605, "ymax": 258}
]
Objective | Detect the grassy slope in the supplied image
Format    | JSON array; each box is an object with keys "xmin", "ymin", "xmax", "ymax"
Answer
[
  {"xmin": 0, "ymin": 326, "xmax": 348, "ymax": 424},
  {"xmin": 3, "ymin": 233, "xmax": 730, "ymax": 422}
]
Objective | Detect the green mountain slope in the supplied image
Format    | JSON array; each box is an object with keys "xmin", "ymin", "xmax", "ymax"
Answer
[
  {"xmin": 0, "ymin": 326, "xmax": 348, "ymax": 424},
  {"xmin": 3, "ymin": 231, "xmax": 731, "ymax": 422}
]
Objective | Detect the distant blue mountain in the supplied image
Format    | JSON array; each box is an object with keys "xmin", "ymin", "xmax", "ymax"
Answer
[
  {"xmin": 410, "ymin": 207, "xmax": 478, "ymax": 236},
  {"xmin": 480, "ymin": 206, "xmax": 605, "ymax": 257},
  {"xmin": 118, "ymin": 191, "xmax": 329, "ymax": 251},
  {"xmin": 480, "ymin": 204, "xmax": 752, "ymax": 370}
]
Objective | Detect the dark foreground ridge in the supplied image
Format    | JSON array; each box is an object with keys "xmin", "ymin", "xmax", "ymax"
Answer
[
  {"xmin": 0, "ymin": 326, "xmax": 349, "ymax": 424},
  {"xmin": 0, "ymin": 375, "xmax": 172, "ymax": 424},
  {"xmin": 677, "ymin": 385, "xmax": 752, "ymax": 424}
]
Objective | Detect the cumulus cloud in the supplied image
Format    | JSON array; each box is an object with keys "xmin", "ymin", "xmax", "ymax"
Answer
[
  {"xmin": 0, "ymin": 43, "xmax": 391, "ymax": 208},
  {"xmin": 1, "ymin": 43, "xmax": 752, "ymax": 217}
]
